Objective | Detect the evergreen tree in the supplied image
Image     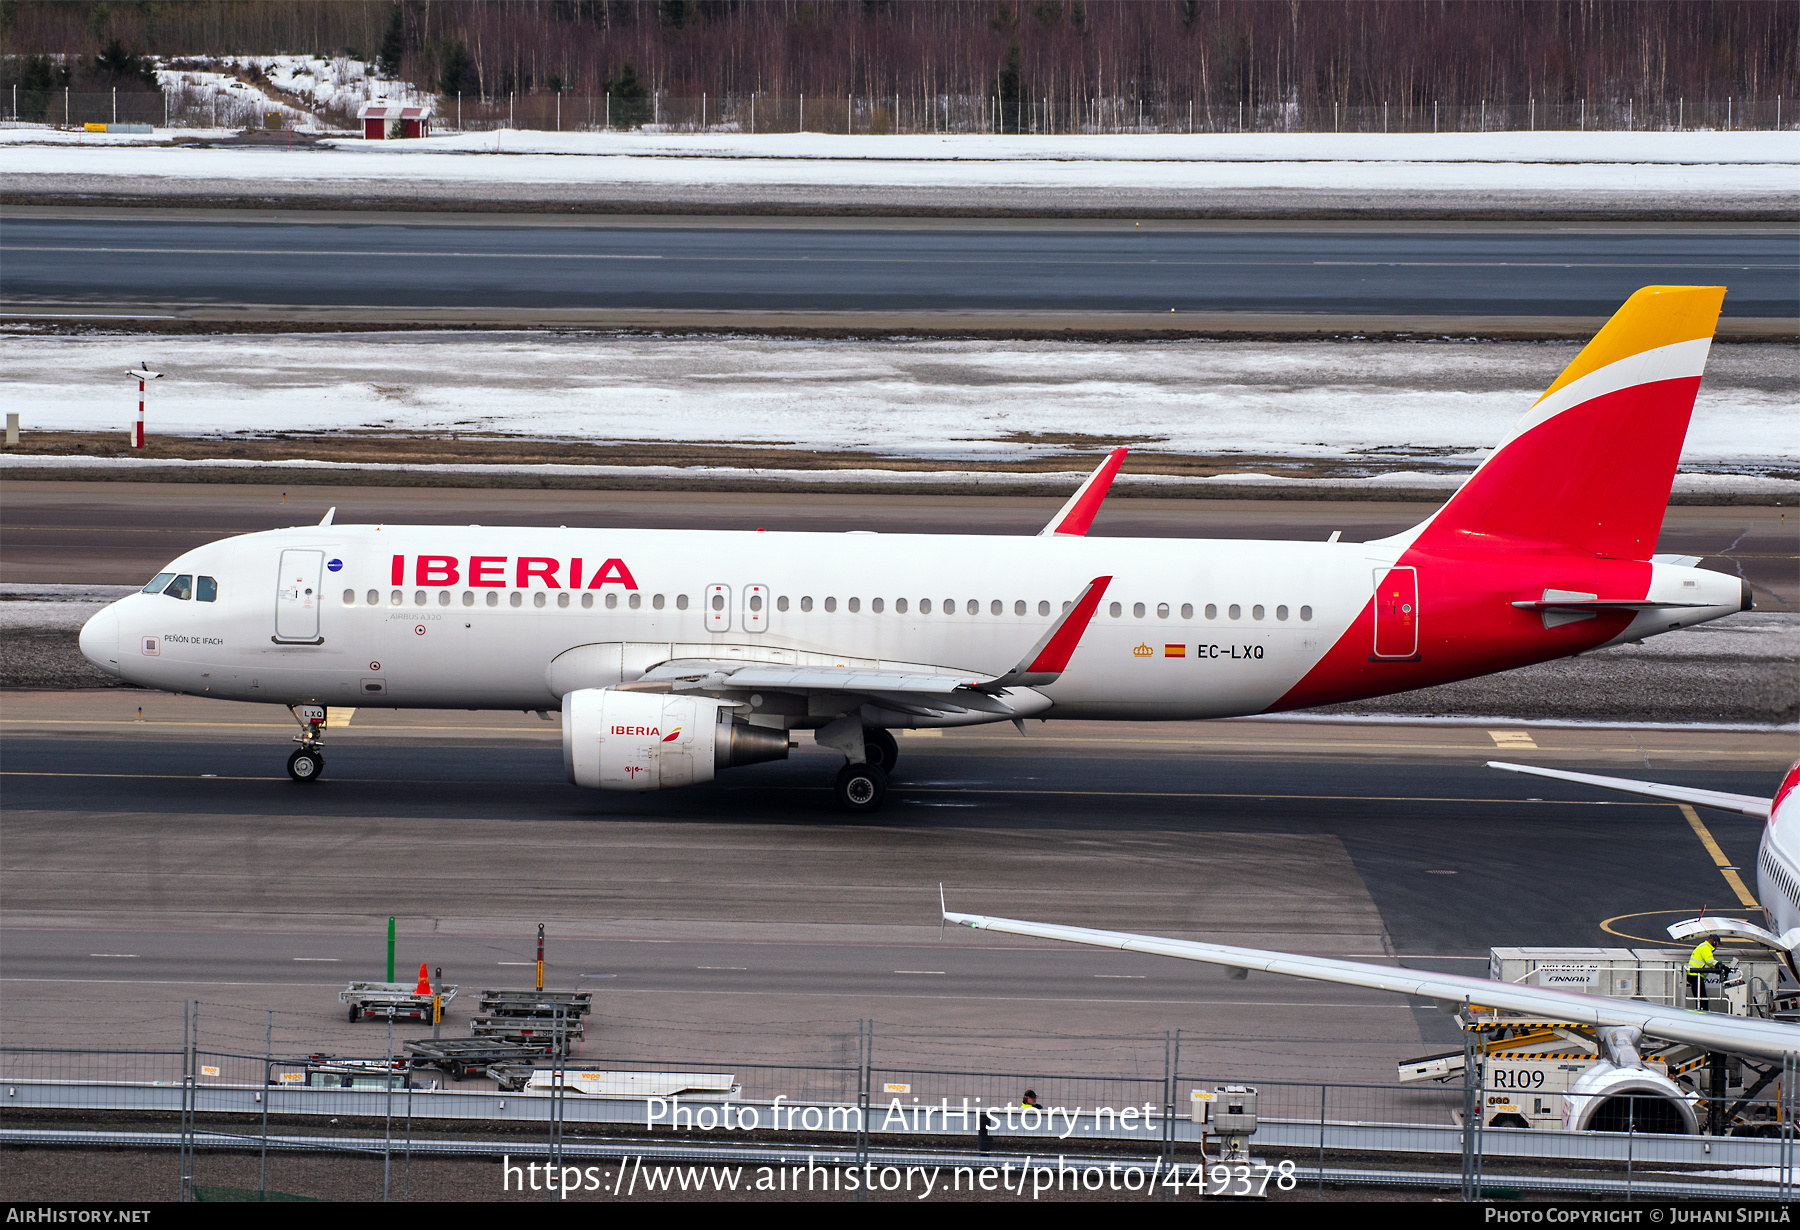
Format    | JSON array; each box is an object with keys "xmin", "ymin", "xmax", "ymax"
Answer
[
  {"xmin": 376, "ymin": 5, "xmax": 405, "ymax": 78},
  {"xmin": 607, "ymin": 61, "xmax": 650, "ymax": 128},
  {"xmin": 90, "ymin": 39, "xmax": 157, "ymax": 89},
  {"xmin": 438, "ymin": 40, "xmax": 478, "ymax": 97},
  {"xmin": 999, "ymin": 42, "xmax": 1024, "ymax": 133}
]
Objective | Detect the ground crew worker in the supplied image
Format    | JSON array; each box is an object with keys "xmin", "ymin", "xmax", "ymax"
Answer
[
  {"xmin": 1021, "ymin": 1089, "xmax": 1042, "ymax": 1110},
  {"xmin": 1687, "ymin": 939, "xmax": 1721, "ymax": 1004}
]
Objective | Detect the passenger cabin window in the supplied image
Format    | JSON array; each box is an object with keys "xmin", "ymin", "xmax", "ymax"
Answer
[
  {"xmin": 141, "ymin": 572, "xmax": 175, "ymax": 594},
  {"xmin": 197, "ymin": 576, "xmax": 218, "ymax": 602},
  {"xmin": 164, "ymin": 574, "xmax": 193, "ymax": 600}
]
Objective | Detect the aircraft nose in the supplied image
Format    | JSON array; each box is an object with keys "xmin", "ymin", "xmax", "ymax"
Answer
[{"xmin": 79, "ymin": 603, "xmax": 122, "ymax": 677}]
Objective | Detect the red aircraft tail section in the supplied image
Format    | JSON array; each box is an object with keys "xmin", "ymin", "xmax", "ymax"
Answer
[{"xmin": 1413, "ymin": 285, "xmax": 1725, "ymax": 561}]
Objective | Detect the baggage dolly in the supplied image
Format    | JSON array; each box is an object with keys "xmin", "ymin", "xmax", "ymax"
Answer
[
  {"xmin": 403, "ymin": 1036, "xmax": 549, "ymax": 1081},
  {"xmin": 339, "ymin": 980, "xmax": 459, "ymax": 1023}
]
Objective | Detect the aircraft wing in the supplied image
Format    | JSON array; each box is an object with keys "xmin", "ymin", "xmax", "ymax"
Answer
[
  {"xmin": 634, "ymin": 660, "xmax": 1020, "ymax": 715},
  {"xmin": 1489, "ymin": 761, "xmax": 1772, "ymax": 820},
  {"xmin": 621, "ymin": 576, "xmax": 1113, "ymax": 717},
  {"xmin": 942, "ymin": 906, "xmax": 1800, "ymax": 1061}
]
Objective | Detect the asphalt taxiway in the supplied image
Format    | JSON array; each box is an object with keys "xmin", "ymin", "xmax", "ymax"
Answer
[{"xmin": 2, "ymin": 692, "xmax": 1788, "ymax": 1086}]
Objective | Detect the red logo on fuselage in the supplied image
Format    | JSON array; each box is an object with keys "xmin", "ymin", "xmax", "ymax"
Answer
[
  {"xmin": 397, "ymin": 555, "xmax": 637, "ymax": 590},
  {"xmin": 612, "ymin": 726, "xmax": 659, "ymax": 736}
]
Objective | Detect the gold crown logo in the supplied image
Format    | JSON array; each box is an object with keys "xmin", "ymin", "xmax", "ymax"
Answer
[{"xmin": 1132, "ymin": 642, "xmax": 1153, "ymax": 657}]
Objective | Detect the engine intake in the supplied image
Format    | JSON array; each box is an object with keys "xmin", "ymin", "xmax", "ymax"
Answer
[{"xmin": 562, "ymin": 688, "xmax": 788, "ymax": 791}]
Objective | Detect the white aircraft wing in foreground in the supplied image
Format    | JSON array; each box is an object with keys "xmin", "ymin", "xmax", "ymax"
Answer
[
  {"xmin": 1488, "ymin": 761, "xmax": 1772, "ymax": 819},
  {"xmin": 941, "ymin": 904, "xmax": 1800, "ymax": 1062}
]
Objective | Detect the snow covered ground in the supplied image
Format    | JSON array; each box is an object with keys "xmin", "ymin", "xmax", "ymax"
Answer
[
  {"xmin": 1, "ymin": 331, "xmax": 1791, "ymax": 481},
  {"xmin": 154, "ymin": 53, "xmax": 417, "ymax": 132},
  {"xmin": 2, "ymin": 129, "xmax": 1793, "ymax": 197}
]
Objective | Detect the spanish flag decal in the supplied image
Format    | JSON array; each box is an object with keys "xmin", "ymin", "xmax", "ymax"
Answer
[{"xmin": 1164, "ymin": 644, "xmax": 1186, "ymax": 658}]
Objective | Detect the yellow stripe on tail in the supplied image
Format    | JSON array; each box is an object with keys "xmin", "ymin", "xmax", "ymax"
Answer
[{"xmin": 1535, "ymin": 285, "xmax": 1725, "ymax": 404}]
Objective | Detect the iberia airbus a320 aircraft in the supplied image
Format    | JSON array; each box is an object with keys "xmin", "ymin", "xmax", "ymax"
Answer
[{"xmin": 79, "ymin": 287, "xmax": 1749, "ymax": 811}]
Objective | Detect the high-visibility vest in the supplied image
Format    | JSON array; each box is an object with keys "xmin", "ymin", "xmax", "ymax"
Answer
[{"xmin": 1688, "ymin": 941, "xmax": 1716, "ymax": 972}]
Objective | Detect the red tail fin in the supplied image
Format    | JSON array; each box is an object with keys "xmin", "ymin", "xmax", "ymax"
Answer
[{"xmin": 1413, "ymin": 286, "xmax": 1724, "ymax": 560}]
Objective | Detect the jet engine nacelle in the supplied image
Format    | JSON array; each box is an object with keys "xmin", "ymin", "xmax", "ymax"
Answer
[
  {"xmin": 562, "ymin": 688, "xmax": 788, "ymax": 791},
  {"xmin": 1560, "ymin": 1061, "xmax": 1698, "ymax": 1135}
]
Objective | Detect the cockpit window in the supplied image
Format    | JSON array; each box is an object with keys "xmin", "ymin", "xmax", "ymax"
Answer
[
  {"xmin": 142, "ymin": 572, "xmax": 176, "ymax": 594},
  {"xmin": 196, "ymin": 576, "xmax": 218, "ymax": 603},
  {"xmin": 163, "ymin": 574, "xmax": 193, "ymax": 600}
]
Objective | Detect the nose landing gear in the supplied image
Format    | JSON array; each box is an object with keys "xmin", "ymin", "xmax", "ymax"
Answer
[
  {"xmin": 287, "ymin": 703, "xmax": 327, "ymax": 784},
  {"xmin": 288, "ymin": 747, "xmax": 324, "ymax": 782}
]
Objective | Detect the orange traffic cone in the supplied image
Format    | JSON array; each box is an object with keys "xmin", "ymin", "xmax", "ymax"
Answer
[{"xmin": 414, "ymin": 962, "xmax": 431, "ymax": 995}]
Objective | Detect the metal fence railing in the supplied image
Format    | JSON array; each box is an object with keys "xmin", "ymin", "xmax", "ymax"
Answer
[
  {"xmin": 4, "ymin": 86, "xmax": 1793, "ymax": 134},
  {"xmin": 5, "ymin": 1011, "xmax": 1799, "ymax": 1202}
]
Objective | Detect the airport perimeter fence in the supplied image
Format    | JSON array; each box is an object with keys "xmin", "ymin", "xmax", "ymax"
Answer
[
  {"xmin": 4, "ymin": 1020, "xmax": 1798, "ymax": 1202},
  {"xmin": 6, "ymin": 86, "xmax": 1795, "ymax": 135}
]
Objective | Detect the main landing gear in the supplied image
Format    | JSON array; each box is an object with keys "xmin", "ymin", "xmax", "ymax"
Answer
[
  {"xmin": 286, "ymin": 703, "xmax": 327, "ymax": 784},
  {"xmin": 831, "ymin": 728, "xmax": 899, "ymax": 813},
  {"xmin": 834, "ymin": 760, "xmax": 887, "ymax": 813},
  {"xmin": 864, "ymin": 728, "xmax": 899, "ymax": 774}
]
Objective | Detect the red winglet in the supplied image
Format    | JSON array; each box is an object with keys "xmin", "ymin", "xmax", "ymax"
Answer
[
  {"xmin": 1024, "ymin": 576, "xmax": 1112, "ymax": 675},
  {"xmin": 1041, "ymin": 448, "xmax": 1128, "ymax": 537}
]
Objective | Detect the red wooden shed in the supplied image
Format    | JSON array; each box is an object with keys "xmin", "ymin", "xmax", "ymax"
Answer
[{"xmin": 357, "ymin": 101, "xmax": 431, "ymax": 139}]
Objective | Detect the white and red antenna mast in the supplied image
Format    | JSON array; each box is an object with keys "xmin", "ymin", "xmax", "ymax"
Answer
[{"xmin": 124, "ymin": 363, "xmax": 161, "ymax": 449}]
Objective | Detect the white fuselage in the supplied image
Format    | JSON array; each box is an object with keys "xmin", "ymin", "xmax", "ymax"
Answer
[{"xmin": 79, "ymin": 522, "xmax": 1744, "ymax": 724}]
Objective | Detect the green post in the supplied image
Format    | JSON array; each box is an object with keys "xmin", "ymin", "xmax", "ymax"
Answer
[{"xmin": 387, "ymin": 916, "xmax": 396, "ymax": 983}]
